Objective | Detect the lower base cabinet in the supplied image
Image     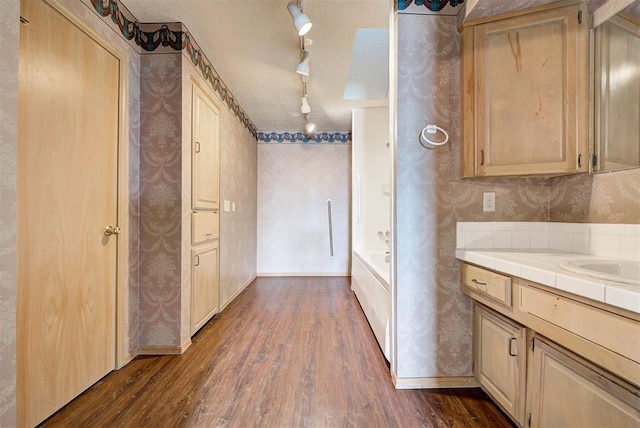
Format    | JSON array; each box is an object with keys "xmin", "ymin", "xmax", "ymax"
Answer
[
  {"xmin": 474, "ymin": 305, "xmax": 526, "ymax": 426},
  {"xmin": 474, "ymin": 304, "xmax": 640, "ymax": 427},
  {"xmin": 526, "ymin": 336, "xmax": 640, "ymax": 428},
  {"xmin": 191, "ymin": 243, "xmax": 219, "ymax": 335}
]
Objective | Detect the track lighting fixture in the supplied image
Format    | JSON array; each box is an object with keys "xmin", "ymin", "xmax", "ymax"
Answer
[
  {"xmin": 287, "ymin": 1, "xmax": 312, "ymax": 36},
  {"xmin": 296, "ymin": 50, "xmax": 310, "ymax": 77}
]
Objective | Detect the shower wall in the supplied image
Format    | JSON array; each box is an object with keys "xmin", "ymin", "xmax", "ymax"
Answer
[
  {"xmin": 352, "ymin": 107, "xmax": 391, "ymax": 256},
  {"xmin": 257, "ymin": 143, "xmax": 351, "ymax": 275}
]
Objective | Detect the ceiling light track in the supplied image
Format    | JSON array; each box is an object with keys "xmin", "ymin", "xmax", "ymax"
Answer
[{"xmin": 288, "ymin": 0, "xmax": 315, "ymax": 136}]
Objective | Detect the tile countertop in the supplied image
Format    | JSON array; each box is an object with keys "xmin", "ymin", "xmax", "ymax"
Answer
[{"xmin": 455, "ymin": 249, "xmax": 640, "ymax": 315}]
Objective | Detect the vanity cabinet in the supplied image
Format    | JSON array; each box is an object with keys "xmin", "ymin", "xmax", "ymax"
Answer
[
  {"xmin": 474, "ymin": 305, "xmax": 527, "ymax": 425},
  {"xmin": 526, "ymin": 336, "xmax": 640, "ymax": 427},
  {"xmin": 461, "ymin": 3, "xmax": 590, "ymax": 177},
  {"xmin": 461, "ymin": 262, "xmax": 640, "ymax": 427}
]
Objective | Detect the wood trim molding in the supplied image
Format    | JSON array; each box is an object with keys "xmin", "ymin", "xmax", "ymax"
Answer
[
  {"xmin": 257, "ymin": 273, "xmax": 351, "ymax": 277},
  {"xmin": 136, "ymin": 339, "xmax": 192, "ymax": 356},
  {"xmin": 220, "ymin": 275, "xmax": 257, "ymax": 312},
  {"xmin": 392, "ymin": 374, "xmax": 480, "ymax": 389}
]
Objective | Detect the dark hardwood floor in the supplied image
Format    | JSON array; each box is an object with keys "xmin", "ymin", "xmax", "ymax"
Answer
[{"xmin": 41, "ymin": 276, "xmax": 514, "ymax": 427}]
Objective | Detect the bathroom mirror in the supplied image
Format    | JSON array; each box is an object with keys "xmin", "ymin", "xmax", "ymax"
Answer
[{"xmin": 593, "ymin": 0, "xmax": 640, "ymax": 173}]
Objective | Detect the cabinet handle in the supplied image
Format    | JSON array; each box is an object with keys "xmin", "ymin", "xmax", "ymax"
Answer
[
  {"xmin": 195, "ymin": 255, "xmax": 200, "ymax": 267},
  {"xmin": 509, "ymin": 338, "xmax": 518, "ymax": 356},
  {"xmin": 578, "ymin": 154, "xmax": 582, "ymax": 168},
  {"xmin": 471, "ymin": 278, "xmax": 487, "ymax": 286},
  {"xmin": 195, "ymin": 141, "xmax": 201, "ymax": 153},
  {"xmin": 480, "ymin": 149, "xmax": 485, "ymax": 166}
]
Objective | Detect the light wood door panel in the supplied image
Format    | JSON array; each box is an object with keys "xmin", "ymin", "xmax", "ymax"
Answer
[
  {"xmin": 192, "ymin": 83, "xmax": 220, "ymax": 211},
  {"xmin": 474, "ymin": 305, "xmax": 526, "ymax": 425},
  {"xmin": 464, "ymin": 3, "xmax": 590, "ymax": 176},
  {"xmin": 526, "ymin": 337, "xmax": 640, "ymax": 427},
  {"xmin": 191, "ymin": 244, "xmax": 220, "ymax": 335},
  {"xmin": 17, "ymin": 0, "xmax": 119, "ymax": 425}
]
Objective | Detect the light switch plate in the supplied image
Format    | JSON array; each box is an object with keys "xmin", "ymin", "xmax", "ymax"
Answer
[{"xmin": 223, "ymin": 200, "xmax": 231, "ymax": 212}]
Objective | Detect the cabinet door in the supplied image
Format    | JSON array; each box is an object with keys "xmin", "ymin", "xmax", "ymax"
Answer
[
  {"xmin": 463, "ymin": 4, "xmax": 589, "ymax": 177},
  {"xmin": 594, "ymin": 14, "xmax": 640, "ymax": 172},
  {"xmin": 191, "ymin": 243, "xmax": 220, "ymax": 335},
  {"xmin": 474, "ymin": 305, "xmax": 527, "ymax": 426},
  {"xmin": 526, "ymin": 336, "xmax": 640, "ymax": 428},
  {"xmin": 192, "ymin": 83, "xmax": 220, "ymax": 211}
]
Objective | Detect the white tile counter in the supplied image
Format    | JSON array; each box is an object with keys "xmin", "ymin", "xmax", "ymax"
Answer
[{"xmin": 456, "ymin": 222, "xmax": 640, "ymax": 314}]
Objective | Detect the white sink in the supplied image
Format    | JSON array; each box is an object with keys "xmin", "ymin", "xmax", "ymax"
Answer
[{"xmin": 560, "ymin": 259, "xmax": 640, "ymax": 286}]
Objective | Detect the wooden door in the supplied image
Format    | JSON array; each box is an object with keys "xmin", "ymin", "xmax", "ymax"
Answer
[
  {"xmin": 17, "ymin": 0, "xmax": 120, "ymax": 426},
  {"xmin": 474, "ymin": 305, "xmax": 526, "ymax": 426},
  {"xmin": 526, "ymin": 336, "xmax": 640, "ymax": 427},
  {"xmin": 192, "ymin": 83, "xmax": 220, "ymax": 211},
  {"xmin": 191, "ymin": 244, "xmax": 220, "ymax": 335}
]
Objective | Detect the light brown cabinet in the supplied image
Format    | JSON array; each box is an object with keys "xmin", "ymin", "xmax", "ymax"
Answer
[
  {"xmin": 526, "ymin": 336, "xmax": 640, "ymax": 427},
  {"xmin": 192, "ymin": 82, "xmax": 220, "ymax": 211},
  {"xmin": 191, "ymin": 243, "xmax": 220, "ymax": 334},
  {"xmin": 461, "ymin": 3, "xmax": 590, "ymax": 177},
  {"xmin": 462, "ymin": 262, "xmax": 640, "ymax": 427},
  {"xmin": 190, "ymin": 80, "xmax": 220, "ymax": 336},
  {"xmin": 594, "ymin": 13, "xmax": 640, "ymax": 172},
  {"xmin": 474, "ymin": 305, "xmax": 527, "ymax": 426}
]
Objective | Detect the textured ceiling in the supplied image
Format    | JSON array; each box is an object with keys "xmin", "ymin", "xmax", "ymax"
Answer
[{"xmin": 123, "ymin": 0, "xmax": 389, "ymax": 133}]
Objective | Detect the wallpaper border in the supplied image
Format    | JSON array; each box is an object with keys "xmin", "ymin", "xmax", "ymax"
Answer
[
  {"xmin": 257, "ymin": 131, "xmax": 352, "ymax": 144},
  {"xmin": 84, "ymin": 0, "xmax": 258, "ymax": 138}
]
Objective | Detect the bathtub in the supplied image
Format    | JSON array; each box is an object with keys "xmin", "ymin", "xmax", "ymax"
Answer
[{"xmin": 351, "ymin": 251, "xmax": 391, "ymax": 361}]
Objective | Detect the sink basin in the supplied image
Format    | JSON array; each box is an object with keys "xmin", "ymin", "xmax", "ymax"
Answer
[{"xmin": 560, "ymin": 259, "xmax": 640, "ymax": 286}]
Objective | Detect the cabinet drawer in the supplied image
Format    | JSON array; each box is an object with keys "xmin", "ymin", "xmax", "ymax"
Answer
[
  {"xmin": 519, "ymin": 285, "xmax": 640, "ymax": 364},
  {"xmin": 192, "ymin": 211, "xmax": 218, "ymax": 245},
  {"xmin": 462, "ymin": 263, "xmax": 512, "ymax": 307}
]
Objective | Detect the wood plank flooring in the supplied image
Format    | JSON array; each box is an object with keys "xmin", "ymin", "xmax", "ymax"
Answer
[{"xmin": 41, "ymin": 277, "xmax": 514, "ymax": 427}]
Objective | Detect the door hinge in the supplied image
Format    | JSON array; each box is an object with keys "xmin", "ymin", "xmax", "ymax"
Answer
[
  {"xmin": 527, "ymin": 413, "xmax": 532, "ymax": 427},
  {"xmin": 578, "ymin": 10, "xmax": 583, "ymax": 24}
]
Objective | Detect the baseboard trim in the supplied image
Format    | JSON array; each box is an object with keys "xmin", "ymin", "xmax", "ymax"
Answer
[
  {"xmin": 136, "ymin": 338, "xmax": 192, "ymax": 356},
  {"xmin": 392, "ymin": 374, "xmax": 480, "ymax": 389},
  {"xmin": 220, "ymin": 274, "xmax": 257, "ymax": 311},
  {"xmin": 116, "ymin": 350, "xmax": 137, "ymax": 369},
  {"xmin": 256, "ymin": 273, "xmax": 351, "ymax": 277}
]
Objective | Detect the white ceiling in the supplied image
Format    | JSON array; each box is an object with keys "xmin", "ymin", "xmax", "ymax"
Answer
[{"xmin": 123, "ymin": 0, "xmax": 390, "ymax": 133}]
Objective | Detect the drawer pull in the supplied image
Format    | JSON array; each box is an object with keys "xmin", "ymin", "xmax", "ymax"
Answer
[
  {"xmin": 205, "ymin": 233, "xmax": 213, "ymax": 237},
  {"xmin": 471, "ymin": 278, "xmax": 487, "ymax": 286},
  {"xmin": 509, "ymin": 338, "xmax": 518, "ymax": 356}
]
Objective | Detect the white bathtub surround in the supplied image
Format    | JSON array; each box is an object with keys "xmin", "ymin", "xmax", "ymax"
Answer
[
  {"xmin": 351, "ymin": 251, "xmax": 391, "ymax": 360},
  {"xmin": 456, "ymin": 222, "xmax": 640, "ymax": 313}
]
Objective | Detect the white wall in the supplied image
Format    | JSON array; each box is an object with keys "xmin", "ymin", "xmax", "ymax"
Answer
[{"xmin": 257, "ymin": 144, "xmax": 351, "ymax": 275}]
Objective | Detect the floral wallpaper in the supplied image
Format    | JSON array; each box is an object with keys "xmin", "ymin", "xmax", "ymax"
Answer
[
  {"xmin": 396, "ymin": 13, "xmax": 550, "ymax": 379},
  {"xmin": 139, "ymin": 54, "xmax": 185, "ymax": 348},
  {"xmin": 550, "ymin": 169, "xmax": 640, "ymax": 224},
  {"xmin": 257, "ymin": 144, "xmax": 351, "ymax": 276},
  {"xmin": 0, "ymin": 0, "xmax": 18, "ymax": 423}
]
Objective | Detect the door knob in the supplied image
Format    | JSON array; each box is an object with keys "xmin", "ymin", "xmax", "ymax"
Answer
[{"xmin": 104, "ymin": 225, "xmax": 121, "ymax": 236}]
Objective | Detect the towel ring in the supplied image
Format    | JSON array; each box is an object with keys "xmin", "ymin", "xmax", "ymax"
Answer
[{"xmin": 419, "ymin": 124, "xmax": 449, "ymax": 148}]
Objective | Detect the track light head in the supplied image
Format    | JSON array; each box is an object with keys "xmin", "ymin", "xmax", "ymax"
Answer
[
  {"xmin": 287, "ymin": 1, "xmax": 312, "ymax": 36},
  {"xmin": 296, "ymin": 50, "xmax": 310, "ymax": 77},
  {"xmin": 301, "ymin": 96, "xmax": 311, "ymax": 114}
]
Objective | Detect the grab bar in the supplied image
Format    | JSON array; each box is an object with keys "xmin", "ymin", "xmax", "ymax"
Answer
[{"xmin": 327, "ymin": 199, "xmax": 334, "ymax": 258}]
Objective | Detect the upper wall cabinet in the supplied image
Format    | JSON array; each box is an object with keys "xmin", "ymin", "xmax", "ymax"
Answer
[
  {"xmin": 594, "ymin": 9, "xmax": 640, "ymax": 172},
  {"xmin": 461, "ymin": 3, "xmax": 590, "ymax": 177},
  {"xmin": 192, "ymin": 82, "xmax": 220, "ymax": 211}
]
